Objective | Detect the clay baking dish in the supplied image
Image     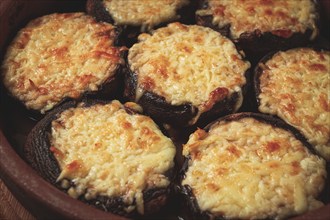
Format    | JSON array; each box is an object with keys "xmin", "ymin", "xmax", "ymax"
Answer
[{"xmin": 0, "ymin": 0, "xmax": 329, "ymax": 219}]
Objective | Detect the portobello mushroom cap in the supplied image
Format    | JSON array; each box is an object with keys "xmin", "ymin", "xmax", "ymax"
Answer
[
  {"xmin": 254, "ymin": 47, "xmax": 330, "ymax": 161},
  {"xmin": 86, "ymin": 0, "xmax": 196, "ymax": 47},
  {"xmin": 196, "ymin": 0, "xmax": 320, "ymax": 63},
  {"xmin": 179, "ymin": 112, "xmax": 327, "ymax": 220},
  {"xmin": 124, "ymin": 22, "xmax": 251, "ymax": 127},
  {"xmin": 24, "ymin": 99, "xmax": 177, "ymax": 218},
  {"xmin": 1, "ymin": 12, "xmax": 125, "ymax": 116}
]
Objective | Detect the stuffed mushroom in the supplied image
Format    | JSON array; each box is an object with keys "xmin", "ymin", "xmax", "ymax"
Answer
[{"xmin": 24, "ymin": 99, "xmax": 176, "ymax": 218}]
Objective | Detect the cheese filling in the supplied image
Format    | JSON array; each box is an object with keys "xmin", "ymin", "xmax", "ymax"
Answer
[
  {"xmin": 1, "ymin": 13, "xmax": 123, "ymax": 113},
  {"xmin": 50, "ymin": 100, "xmax": 176, "ymax": 214},
  {"xmin": 103, "ymin": 0, "xmax": 189, "ymax": 31},
  {"xmin": 196, "ymin": 0, "xmax": 318, "ymax": 39},
  {"xmin": 258, "ymin": 48, "xmax": 330, "ymax": 161},
  {"xmin": 128, "ymin": 22, "xmax": 250, "ymax": 124},
  {"xmin": 182, "ymin": 117, "xmax": 326, "ymax": 219}
]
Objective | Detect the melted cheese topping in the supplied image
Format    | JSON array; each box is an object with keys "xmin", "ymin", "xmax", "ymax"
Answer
[
  {"xmin": 182, "ymin": 117, "xmax": 326, "ymax": 219},
  {"xmin": 1, "ymin": 13, "xmax": 123, "ymax": 113},
  {"xmin": 258, "ymin": 48, "xmax": 330, "ymax": 161},
  {"xmin": 128, "ymin": 22, "xmax": 250, "ymax": 124},
  {"xmin": 50, "ymin": 100, "xmax": 175, "ymax": 214},
  {"xmin": 196, "ymin": 0, "xmax": 318, "ymax": 39},
  {"xmin": 103, "ymin": 0, "xmax": 189, "ymax": 31}
]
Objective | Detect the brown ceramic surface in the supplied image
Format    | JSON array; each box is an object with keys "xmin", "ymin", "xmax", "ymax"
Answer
[{"xmin": 0, "ymin": 0, "xmax": 329, "ymax": 219}]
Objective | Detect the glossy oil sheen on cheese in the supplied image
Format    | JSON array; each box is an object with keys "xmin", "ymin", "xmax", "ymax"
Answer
[
  {"xmin": 129, "ymin": 22, "xmax": 250, "ymax": 123},
  {"xmin": 258, "ymin": 48, "xmax": 330, "ymax": 161},
  {"xmin": 103, "ymin": 0, "xmax": 189, "ymax": 31},
  {"xmin": 182, "ymin": 117, "xmax": 326, "ymax": 219},
  {"xmin": 50, "ymin": 100, "xmax": 176, "ymax": 214},
  {"xmin": 196, "ymin": 0, "xmax": 318, "ymax": 39},
  {"xmin": 1, "ymin": 13, "xmax": 122, "ymax": 113}
]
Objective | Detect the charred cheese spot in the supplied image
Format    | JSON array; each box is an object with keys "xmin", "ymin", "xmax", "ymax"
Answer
[
  {"xmin": 50, "ymin": 100, "xmax": 176, "ymax": 214},
  {"xmin": 258, "ymin": 48, "xmax": 330, "ymax": 161},
  {"xmin": 196, "ymin": 0, "xmax": 318, "ymax": 39},
  {"xmin": 50, "ymin": 146, "xmax": 64, "ymax": 158},
  {"xmin": 202, "ymin": 87, "xmax": 229, "ymax": 112},
  {"xmin": 103, "ymin": 0, "xmax": 189, "ymax": 31},
  {"xmin": 129, "ymin": 22, "xmax": 250, "ymax": 124},
  {"xmin": 182, "ymin": 117, "xmax": 326, "ymax": 219},
  {"xmin": 2, "ymin": 13, "xmax": 123, "ymax": 113},
  {"xmin": 265, "ymin": 141, "xmax": 281, "ymax": 153}
]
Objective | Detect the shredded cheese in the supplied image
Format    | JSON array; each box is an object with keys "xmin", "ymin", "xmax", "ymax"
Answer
[
  {"xmin": 128, "ymin": 22, "xmax": 250, "ymax": 124},
  {"xmin": 50, "ymin": 100, "xmax": 176, "ymax": 214},
  {"xmin": 103, "ymin": 0, "xmax": 189, "ymax": 31},
  {"xmin": 258, "ymin": 48, "xmax": 330, "ymax": 161},
  {"xmin": 182, "ymin": 117, "xmax": 326, "ymax": 219},
  {"xmin": 196, "ymin": 0, "xmax": 318, "ymax": 39},
  {"xmin": 1, "ymin": 13, "xmax": 123, "ymax": 113}
]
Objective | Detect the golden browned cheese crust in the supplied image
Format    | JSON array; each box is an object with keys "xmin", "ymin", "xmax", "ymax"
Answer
[
  {"xmin": 103, "ymin": 0, "xmax": 189, "ymax": 31},
  {"xmin": 196, "ymin": 0, "xmax": 318, "ymax": 39},
  {"xmin": 2, "ymin": 13, "xmax": 123, "ymax": 113},
  {"xmin": 258, "ymin": 48, "xmax": 330, "ymax": 161},
  {"xmin": 50, "ymin": 100, "xmax": 176, "ymax": 214},
  {"xmin": 182, "ymin": 117, "xmax": 326, "ymax": 219},
  {"xmin": 128, "ymin": 22, "xmax": 250, "ymax": 124}
]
